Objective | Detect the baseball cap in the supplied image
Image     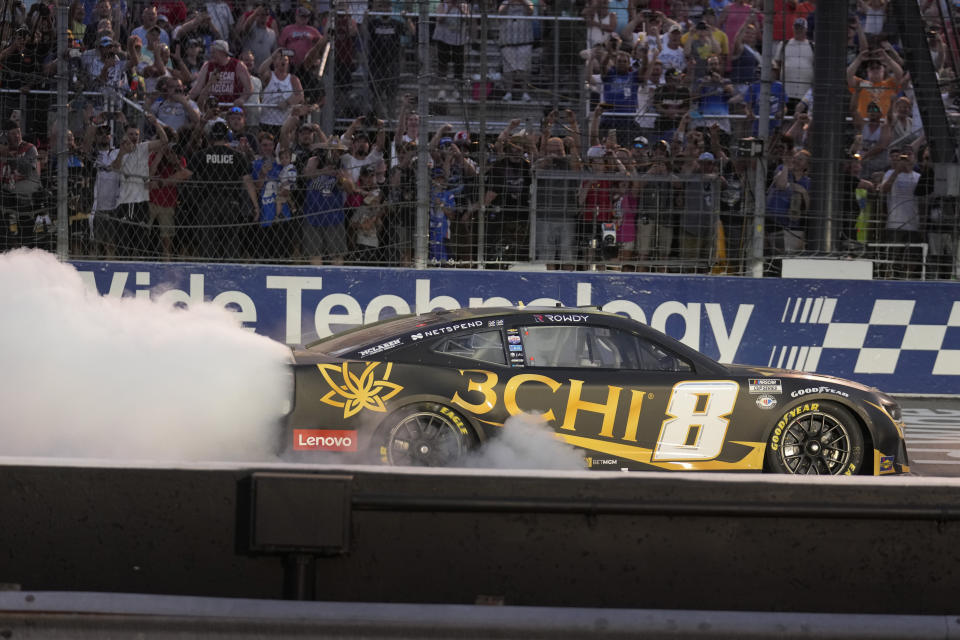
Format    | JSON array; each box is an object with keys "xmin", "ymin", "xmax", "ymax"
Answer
[
  {"xmin": 210, "ymin": 121, "xmax": 229, "ymax": 140},
  {"xmin": 228, "ymin": 105, "xmax": 245, "ymax": 114},
  {"xmin": 698, "ymin": 152, "xmax": 715, "ymax": 162},
  {"xmin": 210, "ymin": 39, "xmax": 231, "ymax": 55},
  {"xmin": 794, "ymin": 17, "xmax": 807, "ymax": 27},
  {"xmin": 669, "ymin": 24, "xmax": 682, "ymax": 33},
  {"xmin": 633, "ymin": 136, "xmax": 648, "ymax": 148},
  {"xmin": 99, "ymin": 36, "xmax": 114, "ymax": 46},
  {"xmin": 439, "ymin": 136, "xmax": 453, "ymax": 146},
  {"xmin": 454, "ymin": 130, "xmax": 470, "ymax": 143},
  {"xmin": 297, "ymin": 5, "xmax": 312, "ymax": 15}
]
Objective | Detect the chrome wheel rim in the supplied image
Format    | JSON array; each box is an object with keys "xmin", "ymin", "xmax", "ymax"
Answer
[
  {"xmin": 386, "ymin": 411, "xmax": 465, "ymax": 466},
  {"xmin": 777, "ymin": 411, "xmax": 853, "ymax": 475}
]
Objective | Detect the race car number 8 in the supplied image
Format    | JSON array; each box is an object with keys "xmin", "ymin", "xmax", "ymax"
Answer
[{"xmin": 652, "ymin": 380, "xmax": 739, "ymax": 461}]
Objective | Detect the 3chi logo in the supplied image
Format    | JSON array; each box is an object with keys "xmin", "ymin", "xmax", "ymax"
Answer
[
  {"xmin": 534, "ymin": 314, "xmax": 544, "ymax": 323},
  {"xmin": 317, "ymin": 361, "xmax": 404, "ymax": 418}
]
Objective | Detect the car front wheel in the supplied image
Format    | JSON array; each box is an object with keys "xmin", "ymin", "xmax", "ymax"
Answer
[
  {"xmin": 378, "ymin": 402, "xmax": 475, "ymax": 466},
  {"xmin": 765, "ymin": 401, "xmax": 865, "ymax": 475}
]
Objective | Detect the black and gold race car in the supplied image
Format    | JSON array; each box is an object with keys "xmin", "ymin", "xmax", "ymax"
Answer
[{"xmin": 285, "ymin": 307, "xmax": 909, "ymax": 475}]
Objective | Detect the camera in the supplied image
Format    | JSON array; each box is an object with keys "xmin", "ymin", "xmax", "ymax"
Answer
[{"xmin": 598, "ymin": 222, "xmax": 617, "ymax": 260}]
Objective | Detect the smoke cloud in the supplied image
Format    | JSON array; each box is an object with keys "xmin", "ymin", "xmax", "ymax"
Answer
[
  {"xmin": 465, "ymin": 413, "xmax": 587, "ymax": 470},
  {"xmin": 0, "ymin": 249, "xmax": 292, "ymax": 462}
]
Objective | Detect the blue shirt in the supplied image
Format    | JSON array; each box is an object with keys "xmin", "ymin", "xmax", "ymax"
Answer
[
  {"xmin": 304, "ymin": 173, "xmax": 346, "ymax": 227},
  {"xmin": 745, "ymin": 80, "xmax": 787, "ymax": 135}
]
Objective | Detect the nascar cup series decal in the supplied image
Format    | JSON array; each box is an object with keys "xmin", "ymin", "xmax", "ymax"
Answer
[{"xmin": 317, "ymin": 361, "xmax": 403, "ymax": 418}]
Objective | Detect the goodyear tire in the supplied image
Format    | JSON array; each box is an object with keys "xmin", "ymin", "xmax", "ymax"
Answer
[
  {"xmin": 378, "ymin": 402, "xmax": 475, "ymax": 466},
  {"xmin": 765, "ymin": 401, "xmax": 865, "ymax": 475}
]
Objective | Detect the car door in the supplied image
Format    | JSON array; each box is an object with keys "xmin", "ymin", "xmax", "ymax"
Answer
[{"xmin": 509, "ymin": 321, "xmax": 738, "ymax": 469}]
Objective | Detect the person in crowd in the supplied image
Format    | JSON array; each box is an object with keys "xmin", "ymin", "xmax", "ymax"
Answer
[
  {"xmin": 219, "ymin": 106, "xmax": 258, "ymax": 161},
  {"xmin": 172, "ymin": 8, "xmax": 222, "ymax": 53},
  {"xmin": 301, "ymin": 139, "xmax": 351, "ymax": 265},
  {"xmin": 364, "ymin": 0, "xmax": 413, "ymax": 116},
  {"xmin": 183, "ymin": 121, "xmax": 258, "ymax": 260},
  {"xmin": 0, "ymin": 119, "xmax": 41, "ymax": 250},
  {"xmin": 678, "ymin": 150, "xmax": 723, "ymax": 272},
  {"xmin": 387, "ymin": 140, "xmax": 418, "ymax": 265},
  {"xmin": 341, "ymin": 116, "xmax": 386, "ymax": 180},
  {"xmin": 766, "ymin": 147, "xmax": 811, "ymax": 256},
  {"xmin": 170, "ymin": 37, "xmax": 205, "ymax": 84},
  {"xmin": 347, "ymin": 164, "xmax": 385, "ymax": 264},
  {"xmin": 482, "ymin": 124, "xmax": 533, "ymax": 263},
  {"xmin": 583, "ymin": 0, "xmax": 618, "ymax": 50},
  {"xmin": 498, "ymin": 0, "xmax": 536, "ymax": 102},
  {"xmin": 188, "ymin": 39, "xmax": 253, "ymax": 108},
  {"xmin": 112, "ymin": 114, "xmax": 168, "ymax": 255},
  {"xmin": 839, "ymin": 152, "xmax": 876, "ymax": 251},
  {"xmin": 257, "ymin": 49, "xmax": 304, "ymax": 137},
  {"xmin": 433, "ymin": 0, "xmax": 471, "ymax": 101},
  {"xmin": 279, "ymin": 5, "xmax": 322, "ymax": 69},
  {"xmin": 682, "ymin": 18, "xmax": 722, "ymax": 82},
  {"xmin": 532, "ymin": 134, "xmax": 580, "ymax": 269},
  {"xmin": 597, "ymin": 51, "xmax": 643, "ymax": 146},
  {"xmin": 774, "ymin": 17, "xmax": 815, "ymax": 112},
  {"xmin": 251, "ymin": 131, "xmax": 296, "ymax": 260},
  {"xmin": 847, "ymin": 41, "xmax": 903, "ymax": 127},
  {"xmin": 147, "ymin": 128, "xmax": 188, "ymax": 259},
  {"xmin": 693, "ymin": 54, "xmax": 738, "ymax": 146},
  {"xmin": 729, "ymin": 20, "xmax": 760, "ymax": 96},
  {"xmin": 204, "ymin": 0, "xmax": 235, "ymax": 47},
  {"xmin": 429, "ymin": 165, "xmax": 462, "ymax": 264},
  {"xmin": 132, "ymin": 5, "xmax": 170, "ymax": 48},
  {"xmin": 653, "ymin": 68, "xmax": 691, "ymax": 141},
  {"xmin": 148, "ymin": 75, "xmax": 201, "ymax": 133},
  {"xmin": 236, "ymin": 3, "xmax": 278, "ymax": 67},
  {"xmin": 743, "ymin": 61, "xmax": 787, "ymax": 136},
  {"xmin": 81, "ymin": 117, "xmax": 120, "ymax": 257},
  {"xmin": 853, "ymin": 100, "xmax": 892, "ymax": 179},
  {"xmin": 657, "ymin": 23, "xmax": 687, "ymax": 74},
  {"xmin": 879, "ymin": 146, "xmax": 922, "ymax": 277}
]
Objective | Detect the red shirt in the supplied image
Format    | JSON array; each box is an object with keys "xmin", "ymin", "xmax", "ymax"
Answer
[
  {"xmin": 149, "ymin": 152, "xmax": 186, "ymax": 207},
  {"xmin": 581, "ymin": 179, "xmax": 613, "ymax": 221},
  {"xmin": 204, "ymin": 57, "xmax": 245, "ymax": 103}
]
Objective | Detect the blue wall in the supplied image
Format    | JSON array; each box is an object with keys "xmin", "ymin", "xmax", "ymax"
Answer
[{"xmin": 73, "ymin": 262, "xmax": 960, "ymax": 395}]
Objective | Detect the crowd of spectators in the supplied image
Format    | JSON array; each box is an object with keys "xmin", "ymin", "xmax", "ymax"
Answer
[{"xmin": 0, "ymin": 0, "xmax": 956, "ymax": 278}]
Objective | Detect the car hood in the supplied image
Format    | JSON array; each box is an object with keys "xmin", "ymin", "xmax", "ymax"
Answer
[{"xmin": 723, "ymin": 363, "xmax": 882, "ymax": 396}]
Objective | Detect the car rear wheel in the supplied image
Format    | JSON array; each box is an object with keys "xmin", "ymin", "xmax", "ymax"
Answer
[
  {"xmin": 378, "ymin": 402, "xmax": 475, "ymax": 466},
  {"xmin": 765, "ymin": 401, "xmax": 865, "ymax": 475}
]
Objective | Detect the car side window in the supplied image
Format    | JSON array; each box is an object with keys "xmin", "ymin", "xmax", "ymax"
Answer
[
  {"xmin": 520, "ymin": 325, "xmax": 692, "ymax": 371},
  {"xmin": 433, "ymin": 330, "xmax": 506, "ymax": 365}
]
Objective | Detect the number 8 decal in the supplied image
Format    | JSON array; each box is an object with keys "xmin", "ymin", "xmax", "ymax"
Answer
[{"xmin": 652, "ymin": 380, "xmax": 740, "ymax": 461}]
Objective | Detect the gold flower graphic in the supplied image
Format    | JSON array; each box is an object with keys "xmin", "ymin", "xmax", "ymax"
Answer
[{"xmin": 317, "ymin": 362, "xmax": 404, "ymax": 418}]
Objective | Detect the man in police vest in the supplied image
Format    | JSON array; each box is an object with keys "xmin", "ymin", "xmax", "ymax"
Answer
[{"xmin": 183, "ymin": 121, "xmax": 258, "ymax": 259}]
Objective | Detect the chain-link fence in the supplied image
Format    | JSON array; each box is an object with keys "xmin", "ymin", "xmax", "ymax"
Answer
[{"xmin": 0, "ymin": 0, "xmax": 958, "ymax": 279}]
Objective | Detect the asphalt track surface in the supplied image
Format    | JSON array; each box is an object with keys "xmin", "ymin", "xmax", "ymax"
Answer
[{"xmin": 899, "ymin": 396, "xmax": 960, "ymax": 476}]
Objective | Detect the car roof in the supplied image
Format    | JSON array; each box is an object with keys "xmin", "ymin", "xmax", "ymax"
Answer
[{"xmin": 304, "ymin": 306, "xmax": 720, "ymax": 372}]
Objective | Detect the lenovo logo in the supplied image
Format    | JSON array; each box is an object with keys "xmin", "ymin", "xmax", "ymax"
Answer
[{"xmin": 293, "ymin": 429, "xmax": 358, "ymax": 451}]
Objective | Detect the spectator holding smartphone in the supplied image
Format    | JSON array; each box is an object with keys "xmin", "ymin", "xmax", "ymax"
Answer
[{"xmin": 257, "ymin": 49, "xmax": 304, "ymax": 137}]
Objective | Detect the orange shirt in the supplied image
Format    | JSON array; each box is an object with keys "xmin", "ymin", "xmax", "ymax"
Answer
[{"xmin": 851, "ymin": 77, "xmax": 900, "ymax": 121}]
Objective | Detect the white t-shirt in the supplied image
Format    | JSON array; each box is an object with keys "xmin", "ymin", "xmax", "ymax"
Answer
[
  {"xmin": 92, "ymin": 148, "xmax": 121, "ymax": 212},
  {"xmin": 117, "ymin": 141, "xmax": 152, "ymax": 205},
  {"xmin": 883, "ymin": 169, "xmax": 921, "ymax": 232},
  {"xmin": 341, "ymin": 148, "xmax": 384, "ymax": 182},
  {"xmin": 775, "ymin": 38, "xmax": 815, "ymax": 100}
]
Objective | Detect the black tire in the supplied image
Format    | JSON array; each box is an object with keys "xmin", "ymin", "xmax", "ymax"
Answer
[
  {"xmin": 377, "ymin": 402, "xmax": 475, "ymax": 467},
  {"xmin": 765, "ymin": 401, "xmax": 865, "ymax": 475}
]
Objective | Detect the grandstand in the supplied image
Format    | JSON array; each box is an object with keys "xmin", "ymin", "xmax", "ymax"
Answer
[{"xmin": 0, "ymin": 0, "xmax": 957, "ymax": 279}]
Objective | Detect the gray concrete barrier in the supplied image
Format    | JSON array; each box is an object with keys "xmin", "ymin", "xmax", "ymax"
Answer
[{"xmin": 1, "ymin": 460, "xmax": 959, "ymax": 615}]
